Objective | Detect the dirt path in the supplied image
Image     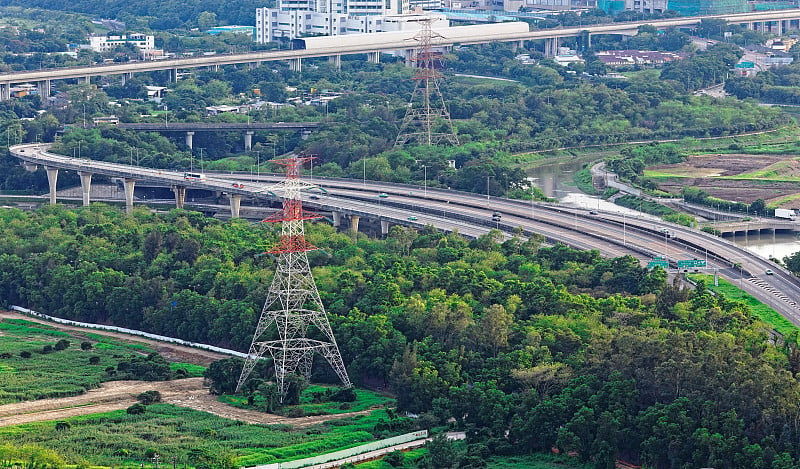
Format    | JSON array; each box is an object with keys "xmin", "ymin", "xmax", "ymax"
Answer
[
  {"xmin": 0, "ymin": 378, "xmax": 370, "ymax": 428},
  {"xmin": 0, "ymin": 311, "xmax": 373, "ymax": 428}
]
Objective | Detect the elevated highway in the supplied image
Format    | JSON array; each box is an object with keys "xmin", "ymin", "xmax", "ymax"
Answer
[
  {"xmin": 2, "ymin": 9, "xmax": 800, "ymax": 96},
  {"xmin": 9, "ymin": 142, "xmax": 800, "ymax": 328}
]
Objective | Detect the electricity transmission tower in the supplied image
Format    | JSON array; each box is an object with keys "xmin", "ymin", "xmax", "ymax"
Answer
[
  {"xmin": 236, "ymin": 156, "xmax": 351, "ymax": 401},
  {"xmin": 395, "ymin": 17, "xmax": 459, "ymax": 147}
]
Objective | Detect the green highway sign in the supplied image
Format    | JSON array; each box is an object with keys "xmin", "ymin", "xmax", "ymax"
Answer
[
  {"xmin": 677, "ymin": 259, "xmax": 706, "ymax": 269},
  {"xmin": 648, "ymin": 260, "xmax": 668, "ymax": 269}
]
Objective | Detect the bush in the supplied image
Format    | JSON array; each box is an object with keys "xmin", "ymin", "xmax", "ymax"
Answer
[
  {"xmin": 701, "ymin": 226, "xmax": 722, "ymax": 236},
  {"xmin": 88, "ymin": 356, "xmax": 101, "ymax": 365},
  {"xmin": 285, "ymin": 407, "xmax": 305, "ymax": 418},
  {"xmin": 41, "ymin": 345, "xmax": 53, "ymax": 354},
  {"xmin": 138, "ymin": 390, "xmax": 162, "ymax": 405},
  {"xmin": 19, "ymin": 350, "xmax": 31, "ymax": 358},
  {"xmin": 54, "ymin": 339, "xmax": 70, "ymax": 351},
  {"xmin": 383, "ymin": 451, "xmax": 404, "ymax": 467},
  {"xmin": 126, "ymin": 403, "xmax": 146, "ymax": 415},
  {"xmin": 55, "ymin": 421, "xmax": 71, "ymax": 431},
  {"xmin": 0, "ymin": 352, "xmax": 11, "ymax": 359},
  {"xmin": 80, "ymin": 341, "xmax": 93, "ymax": 350},
  {"xmin": 330, "ymin": 387, "xmax": 357, "ymax": 402}
]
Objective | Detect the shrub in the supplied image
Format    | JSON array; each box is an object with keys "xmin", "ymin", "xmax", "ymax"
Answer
[
  {"xmin": 88, "ymin": 356, "xmax": 100, "ymax": 365},
  {"xmin": 383, "ymin": 451, "xmax": 404, "ymax": 467},
  {"xmin": 138, "ymin": 390, "xmax": 162, "ymax": 405},
  {"xmin": 331, "ymin": 387, "xmax": 357, "ymax": 402},
  {"xmin": 54, "ymin": 339, "xmax": 70, "ymax": 351},
  {"xmin": 80, "ymin": 341, "xmax": 93, "ymax": 350},
  {"xmin": 0, "ymin": 352, "xmax": 11, "ymax": 359},
  {"xmin": 126, "ymin": 403, "xmax": 146, "ymax": 415},
  {"xmin": 41, "ymin": 345, "xmax": 53, "ymax": 354},
  {"xmin": 19, "ymin": 350, "xmax": 31, "ymax": 358},
  {"xmin": 286, "ymin": 407, "xmax": 305, "ymax": 418},
  {"xmin": 55, "ymin": 421, "xmax": 71, "ymax": 431}
]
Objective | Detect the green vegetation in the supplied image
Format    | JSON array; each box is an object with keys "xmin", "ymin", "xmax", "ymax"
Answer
[
  {"xmin": 0, "ymin": 317, "xmax": 194, "ymax": 403},
  {"xmin": 486, "ymin": 453, "xmax": 591, "ymax": 468},
  {"xmin": 3, "ymin": 204, "xmax": 800, "ymax": 468},
  {"xmin": 688, "ymin": 274, "xmax": 798, "ymax": 337},
  {"xmin": 0, "ymin": 404, "xmax": 406, "ymax": 468},
  {"xmin": 572, "ymin": 167, "xmax": 598, "ymax": 195},
  {"xmin": 614, "ymin": 194, "xmax": 676, "ymax": 217}
]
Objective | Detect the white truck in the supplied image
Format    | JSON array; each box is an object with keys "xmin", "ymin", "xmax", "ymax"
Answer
[{"xmin": 775, "ymin": 208, "xmax": 797, "ymax": 220}]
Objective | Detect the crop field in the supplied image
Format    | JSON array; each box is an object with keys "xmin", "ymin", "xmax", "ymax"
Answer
[
  {"xmin": 0, "ymin": 404, "xmax": 406, "ymax": 468},
  {"xmin": 0, "ymin": 318, "xmax": 165, "ymax": 403}
]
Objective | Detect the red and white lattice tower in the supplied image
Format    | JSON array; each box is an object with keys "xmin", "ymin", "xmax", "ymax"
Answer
[
  {"xmin": 395, "ymin": 17, "xmax": 459, "ymax": 147},
  {"xmin": 236, "ymin": 156, "xmax": 351, "ymax": 400}
]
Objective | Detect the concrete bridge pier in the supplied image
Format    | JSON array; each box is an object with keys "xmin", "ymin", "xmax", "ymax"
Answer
[
  {"xmin": 172, "ymin": 185, "xmax": 186, "ymax": 209},
  {"xmin": 350, "ymin": 214, "xmax": 360, "ymax": 233},
  {"xmin": 21, "ymin": 162, "xmax": 38, "ymax": 172},
  {"xmin": 244, "ymin": 131, "xmax": 254, "ymax": 151},
  {"xmin": 544, "ymin": 38, "xmax": 558, "ymax": 57},
  {"xmin": 78, "ymin": 171, "xmax": 93, "ymax": 206},
  {"xmin": 332, "ymin": 211, "xmax": 342, "ymax": 227},
  {"xmin": 38, "ymin": 80, "xmax": 51, "ymax": 100},
  {"xmin": 185, "ymin": 131, "xmax": 195, "ymax": 149},
  {"xmin": 367, "ymin": 52, "xmax": 380, "ymax": 64},
  {"xmin": 45, "ymin": 166, "xmax": 59, "ymax": 204},
  {"xmin": 329, "ymin": 55, "xmax": 341, "ymax": 70},
  {"xmin": 123, "ymin": 179, "xmax": 136, "ymax": 214},
  {"xmin": 230, "ymin": 194, "xmax": 242, "ymax": 218},
  {"xmin": 380, "ymin": 219, "xmax": 390, "ymax": 236},
  {"xmin": 0, "ymin": 83, "xmax": 9, "ymax": 101},
  {"xmin": 289, "ymin": 58, "xmax": 302, "ymax": 73}
]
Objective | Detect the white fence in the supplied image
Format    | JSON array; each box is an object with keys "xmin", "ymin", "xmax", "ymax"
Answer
[
  {"xmin": 8, "ymin": 305, "xmax": 249, "ymax": 358},
  {"xmin": 247, "ymin": 430, "xmax": 429, "ymax": 469}
]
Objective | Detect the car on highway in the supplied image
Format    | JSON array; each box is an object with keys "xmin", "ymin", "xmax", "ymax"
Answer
[
  {"xmin": 309, "ymin": 195, "xmax": 320, "ymax": 200},
  {"xmin": 766, "ymin": 269, "xmax": 774, "ymax": 275},
  {"xmin": 589, "ymin": 210, "xmax": 598, "ymax": 215},
  {"xmin": 379, "ymin": 193, "xmax": 389, "ymax": 198},
  {"xmin": 408, "ymin": 216, "xmax": 418, "ymax": 221}
]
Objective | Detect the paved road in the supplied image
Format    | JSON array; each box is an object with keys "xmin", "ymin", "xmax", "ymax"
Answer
[{"xmin": 9, "ymin": 143, "xmax": 800, "ymax": 327}]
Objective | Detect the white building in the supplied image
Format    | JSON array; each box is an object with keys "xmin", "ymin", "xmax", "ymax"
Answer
[
  {"xmin": 89, "ymin": 34, "xmax": 156, "ymax": 54},
  {"xmin": 255, "ymin": 0, "xmax": 450, "ymax": 43}
]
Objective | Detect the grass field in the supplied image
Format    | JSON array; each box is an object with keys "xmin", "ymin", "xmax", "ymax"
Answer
[
  {"xmin": 0, "ymin": 318, "xmax": 203, "ymax": 404},
  {"xmin": 219, "ymin": 384, "xmax": 395, "ymax": 416},
  {"xmin": 486, "ymin": 453, "xmax": 591, "ymax": 468},
  {"xmin": 0, "ymin": 404, "xmax": 405, "ymax": 468},
  {"xmin": 688, "ymin": 274, "xmax": 799, "ymax": 337}
]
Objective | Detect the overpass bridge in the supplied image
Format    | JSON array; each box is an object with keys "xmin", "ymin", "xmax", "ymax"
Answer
[
  {"xmin": 9, "ymin": 142, "xmax": 800, "ymax": 329},
  {"xmin": 116, "ymin": 122, "xmax": 320, "ymax": 150},
  {"xmin": 2, "ymin": 9, "xmax": 800, "ymax": 98}
]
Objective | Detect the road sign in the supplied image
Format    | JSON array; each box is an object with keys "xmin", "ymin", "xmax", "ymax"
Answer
[
  {"xmin": 677, "ymin": 259, "xmax": 706, "ymax": 269},
  {"xmin": 648, "ymin": 260, "xmax": 668, "ymax": 269}
]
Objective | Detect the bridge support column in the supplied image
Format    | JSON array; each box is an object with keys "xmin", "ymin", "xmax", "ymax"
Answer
[
  {"xmin": 230, "ymin": 194, "xmax": 242, "ymax": 218},
  {"xmin": 45, "ymin": 166, "xmax": 59, "ymax": 205},
  {"xmin": 244, "ymin": 131, "xmax": 254, "ymax": 151},
  {"xmin": 380, "ymin": 219, "xmax": 390, "ymax": 236},
  {"xmin": 123, "ymin": 179, "xmax": 136, "ymax": 214},
  {"xmin": 185, "ymin": 131, "xmax": 194, "ymax": 149},
  {"xmin": 78, "ymin": 171, "xmax": 93, "ymax": 206},
  {"xmin": 350, "ymin": 215, "xmax": 360, "ymax": 233},
  {"xmin": 301, "ymin": 129, "xmax": 311, "ymax": 140},
  {"xmin": 332, "ymin": 211, "xmax": 342, "ymax": 227},
  {"xmin": 38, "ymin": 80, "xmax": 51, "ymax": 100},
  {"xmin": 367, "ymin": 52, "xmax": 380, "ymax": 64},
  {"xmin": 289, "ymin": 58, "xmax": 302, "ymax": 72},
  {"xmin": 21, "ymin": 162, "xmax": 37, "ymax": 172},
  {"xmin": 775, "ymin": 20, "xmax": 783, "ymax": 35},
  {"xmin": 544, "ymin": 38, "xmax": 558, "ymax": 57},
  {"xmin": 0, "ymin": 83, "xmax": 9, "ymax": 101},
  {"xmin": 329, "ymin": 55, "xmax": 341, "ymax": 69},
  {"xmin": 172, "ymin": 185, "xmax": 186, "ymax": 209}
]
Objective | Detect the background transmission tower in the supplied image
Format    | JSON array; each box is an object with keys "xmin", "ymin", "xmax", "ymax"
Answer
[
  {"xmin": 395, "ymin": 17, "xmax": 459, "ymax": 147},
  {"xmin": 236, "ymin": 156, "xmax": 351, "ymax": 401}
]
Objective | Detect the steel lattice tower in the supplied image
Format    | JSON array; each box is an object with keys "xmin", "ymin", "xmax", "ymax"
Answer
[
  {"xmin": 395, "ymin": 17, "xmax": 459, "ymax": 147},
  {"xmin": 236, "ymin": 156, "xmax": 351, "ymax": 401}
]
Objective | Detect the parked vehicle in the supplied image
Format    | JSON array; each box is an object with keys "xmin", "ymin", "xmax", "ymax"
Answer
[{"xmin": 775, "ymin": 208, "xmax": 797, "ymax": 220}]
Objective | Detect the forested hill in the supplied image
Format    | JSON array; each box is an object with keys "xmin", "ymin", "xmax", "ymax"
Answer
[
  {"xmin": 0, "ymin": 0, "xmax": 263, "ymax": 28},
  {"xmin": 2, "ymin": 204, "xmax": 800, "ymax": 468}
]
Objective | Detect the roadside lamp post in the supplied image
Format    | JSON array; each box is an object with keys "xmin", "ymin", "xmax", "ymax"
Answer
[
  {"xmin": 486, "ymin": 175, "xmax": 494, "ymax": 201},
  {"xmin": 422, "ymin": 165, "xmax": 427, "ymax": 197}
]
